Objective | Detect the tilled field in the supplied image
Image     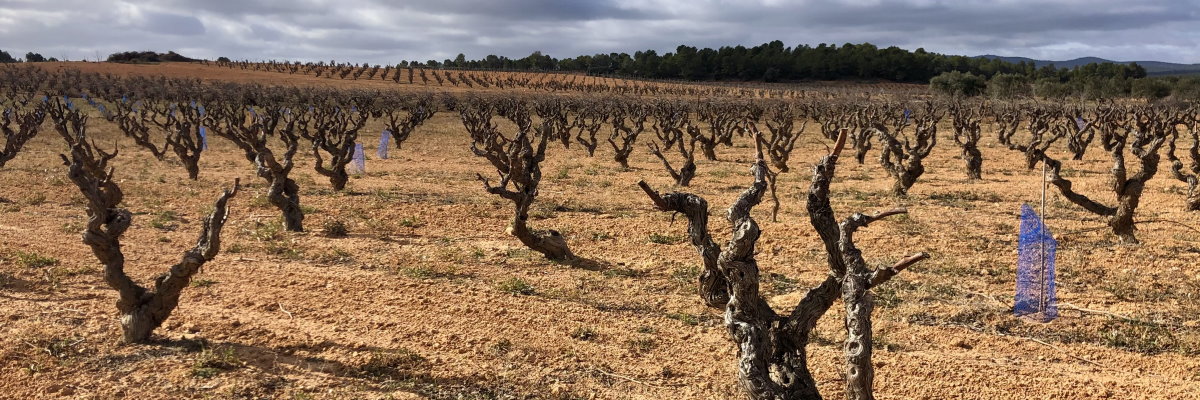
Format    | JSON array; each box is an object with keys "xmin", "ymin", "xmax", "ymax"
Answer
[{"xmin": 1, "ymin": 63, "xmax": 1198, "ymax": 399}]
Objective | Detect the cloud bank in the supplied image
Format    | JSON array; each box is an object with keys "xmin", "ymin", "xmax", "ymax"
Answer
[{"xmin": 1, "ymin": 0, "xmax": 1196, "ymax": 64}]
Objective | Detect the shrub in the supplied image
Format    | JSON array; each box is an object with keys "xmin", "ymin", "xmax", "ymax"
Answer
[
  {"xmin": 929, "ymin": 71, "xmax": 986, "ymax": 97},
  {"xmin": 988, "ymin": 73, "xmax": 1031, "ymax": 99},
  {"xmin": 1033, "ymin": 77, "xmax": 1074, "ymax": 99},
  {"xmin": 1131, "ymin": 78, "xmax": 1173, "ymax": 100}
]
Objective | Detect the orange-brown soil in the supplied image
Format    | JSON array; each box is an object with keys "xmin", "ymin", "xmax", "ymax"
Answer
[{"xmin": 0, "ymin": 63, "xmax": 1198, "ymax": 399}]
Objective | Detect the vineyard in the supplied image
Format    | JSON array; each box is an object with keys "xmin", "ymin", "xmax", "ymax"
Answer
[{"xmin": 1, "ymin": 62, "xmax": 1199, "ymax": 399}]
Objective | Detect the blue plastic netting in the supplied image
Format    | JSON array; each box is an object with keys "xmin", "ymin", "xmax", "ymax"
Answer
[
  {"xmin": 377, "ymin": 130, "xmax": 391, "ymax": 159},
  {"xmin": 199, "ymin": 126, "xmax": 208, "ymax": 151},
  {"xmin": 1014, "ymin": 204, "xmax": 1057, "ymax": 322},
  {"xmin": 351, "ymin": 142, "xmax": 366, "ymax": 174}
]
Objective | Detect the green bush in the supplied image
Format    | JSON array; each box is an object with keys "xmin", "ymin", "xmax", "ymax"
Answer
[
  {"xmin": 1131, "ymin": 78, "xmax": 1173, "ymax": 100},
  {"xmin": 1033, "ymin": 78, "xmax": 1074, "ymax": 99},
  {"xmin": 988, "ymin": 73, "xmax": 1031, "ymax": 99},
  {"xmin": 929, "ymin": 71, "xmax": 986, "ymax": 97}
]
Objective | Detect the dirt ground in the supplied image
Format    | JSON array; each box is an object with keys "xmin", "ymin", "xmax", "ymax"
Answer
[
  {"xmin": 1, "ymin": 63, "xmax": 1199, "ymax": 399},
  {"xmin": 31, "ymin": 61, "xmax": 924, "ymax": 97}
]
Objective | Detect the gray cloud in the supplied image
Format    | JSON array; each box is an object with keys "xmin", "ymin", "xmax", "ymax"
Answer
[
  {"xmin": 1, "ymin": 0, "xmax": 1196, "ymax": 64},
  {"xmin": 142, "ymin": 11, "xmax": 206, "ymax": 35}
]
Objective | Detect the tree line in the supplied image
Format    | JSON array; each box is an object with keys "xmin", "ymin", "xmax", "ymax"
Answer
[
  {"xmin": 928, "ymin": 64, "xmax": 1200, "ymax": 101},
  {"xmin": 0, "ymin": 49, "xmax": 58, "ymax": 63},
  {"xmin": 7, "ymin": 40, "xmax": 1156, "ymax": 87},
  {"xmin": 404, "ymin": 41, "xmax": 1147, "ymax": 84}
]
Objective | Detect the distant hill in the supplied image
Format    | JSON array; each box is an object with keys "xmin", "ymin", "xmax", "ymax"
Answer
[
  {"xmin": 106, "ymin": 51, "xmax": 198, "ymax": 64},
  {"xmin": 977, "ymin": 55, "xmax": 1200, "ymax": 76}
]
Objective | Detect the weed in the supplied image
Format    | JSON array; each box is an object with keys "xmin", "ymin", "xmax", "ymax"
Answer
[
  {"xmin": 872, "ymin": 279, "xmax": 917, "ymax": 308},
  {"xmin": 666, "ymin": 312, "xmax": 699, "ymax": 326},
  {"xmin": 920, "ymin": 283, "xmax": 962, "ymax": 301},
  {"xmin": 225, "ymin": 242, "xmax": 246, "ymax": 254},
  {"xmin": 250, "ymin": 194, "xmax": 272, "ymax": 209},
  {"xmin": 497, "ymin": 278, "xmax": 536, "ymax": 296},
  {"xmin": 21, "ymin": 361, "xmax": 43, "ymax": 375},
  {"xmin": 504, "ymin": 248, "xmax": 537, "ymax": 260},
  {"xmin": 264, "ymin": 241, "xmax": 304, "ymax": 259},
  {"xmin": 570, "ymin": 326, "xmax": 598, "ymax": 341},
  {"xmin": 191, "ymin": 279, "xmax": 218, "ymax": 288},
  {"xmin": 38, "ymin": 265, "xmax": 94, "ymax": 289},
  {"xmin": 529, "ymin": 205, "xmax": 556, "ymax": 220},
  {"xmin": 323, "ymin": 219, "xmax": 349, "ymax": 238},
  {"xmin": 13, "ymin": 251, "xmax": 59, "ymax": 268},
  {"xmin": 872, "ymin": 329, "xmax": 903, "ymax": 352},
  {"xmin": 604, "ymin": 267, "xmax": 647, "ymax": 278},
  {"xmin": 372, "ymin": 189, "xmax": 397, "ymax": 201},
  {"xmin": 669, "ymin": 264, "xmax": 700, "ymax": 289},
  {"xmin": 927, "ymin": 191, "xmax": 1002, "ymax": 209},
  {"xmin": 356, "ymin": 349, "xmax": 427, "ymax": 380},
  {"xmin": 890, "ymin": 214, "xmax": 926, "ymax": 235},
  {"xmin": 23, "ymin": 193, "xmax": 46, "ymax": 206},
  {"xmin": 1099, "ymin": 320, "xmax": 1193, "ymax": 355},
  {"xmin": 553, "ymin": 202, "xmax": 605, "ymax": 214},
  {"xmin": 150, "ymin": 210, "xmax": 179, "ymax": 231},
  {"xmin": 402, "ymin": 264, "xmax": 452, "ymax": 279},
  {"xmin": 191, "ymin": 346, "xmax": 242, "ymax": 378},
  {"xmin": 399, "ymin": 217, "xmax": 424, "ymax": 228},
  {"xmin": 491, "ymin": 339, "xmax": 512, "ymax": 356},
  {"xmin": 648, "ymin": 233, "xmax": 682, "ymax": 245},
  {"xmin": 317, "ymin": 247, "xmax": 355, "ymax": 264},
  {"xmin": 249, "ymin": 221, "xmax": 283, "ymax": 242},
  {"xmin": 766, "ymin": 272, "xmax": 798, "ymax": 294},
  {"xmin": 31, "ymin": 336, "xmax": 85, "ymax": 359},
  {"xmin": 627, "ymin": 338, "xmax": 657, "ymax": 353},
  {"xmin": 555, "ymin": 165, "xmax": 572, "ymax": 180},
  {"xmin": 58, "ymin": 221, "xmax": 85, "ymax": 234}
]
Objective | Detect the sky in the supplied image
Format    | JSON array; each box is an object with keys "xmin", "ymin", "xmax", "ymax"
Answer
[{"xmin": 1, "ymin": 0, "xmax": 1197, "ymax": 64}]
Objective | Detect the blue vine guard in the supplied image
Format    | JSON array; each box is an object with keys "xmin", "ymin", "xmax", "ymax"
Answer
[
  {"xmin": 1014, "ymin": 204, "xmax": 1057, "ymax": 322},
  {"xmin": 351, "ymin": 143, "xmax": 366, "ymax": 174},
  {"xmin": 377, "ymin": 130, "xmax": 391, "ymax": 159}
]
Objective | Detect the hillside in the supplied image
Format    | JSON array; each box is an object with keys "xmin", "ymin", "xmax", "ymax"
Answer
[{"xmin": 978, "ymin": 55, "xmax": 1200, "ymax": 76}]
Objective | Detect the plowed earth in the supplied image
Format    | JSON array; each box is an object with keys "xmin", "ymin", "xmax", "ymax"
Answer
[{"xmin": 1, "ymin": 63, "xmax": 1198, "ymax": 399}]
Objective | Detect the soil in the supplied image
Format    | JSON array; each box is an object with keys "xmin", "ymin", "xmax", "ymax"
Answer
[{"xmin": 1, "ymin": 62, "xmax": 1198, "ymax": 399}]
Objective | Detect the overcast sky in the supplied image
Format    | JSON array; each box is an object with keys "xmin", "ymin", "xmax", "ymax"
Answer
[{"xmin": 1, "ymin": 0, "xmax": 1197, "ymax": 64}]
